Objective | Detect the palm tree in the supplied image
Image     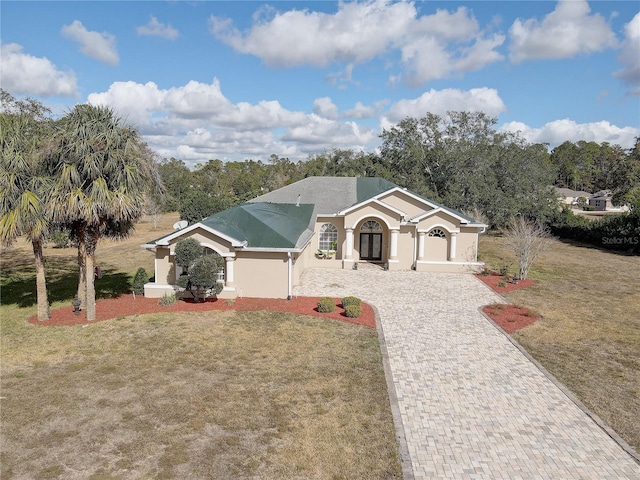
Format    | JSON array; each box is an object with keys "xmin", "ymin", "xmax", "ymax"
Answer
[
  {"xmin": 48, "ymin": 104, "xmax": 162, "ymax": 321},
  {"xmin": 0, "ymin": 99, "xmax": 53, "ymax": 321}
]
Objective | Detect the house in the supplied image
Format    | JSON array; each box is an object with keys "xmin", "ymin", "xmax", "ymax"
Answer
[
  {"xmin": 589, "ymin": 190, "xmax": 613, "ymax": 211},
  {"xmin": 554, "ymin": 187, "xmax": 592, "ymax": 206},
  {"xmin": 142, "ymin": 177, "xmax": 487, "ymax": 299}
]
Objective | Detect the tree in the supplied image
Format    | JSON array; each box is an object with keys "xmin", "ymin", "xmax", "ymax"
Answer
[
  {"xmin": 174, "ymin": 239, "xmax": 223, "ymax": 302},
  {"xmin": 610, "ymin": 137, "xmax": 640, "ymax": 212},
  {"xmin": 501, "ymin": 216, "xmax": 553, "ymax": 280},
  {"xmin": 0, "ymin": 91, "xmax": 53, "ymax": 321},
  {"xmin": 48, "ymin": 104, "xmax": 162, "ymax": 321},
  {"xmin": 157, "ymin": 157, "xmax": 191, "ymax": 212}
]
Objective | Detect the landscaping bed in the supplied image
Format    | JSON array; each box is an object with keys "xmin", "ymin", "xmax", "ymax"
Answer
[
  {"xmin": 474, "ymin": 271, "xmax": 534, "ymax": 294},
  {"xmin": 482, "ymin": 303, "xmax": 541, "ymax": 334},
  {"xmin": 28, "ymin": 295, "xmax": 376, "ymax": 328}
]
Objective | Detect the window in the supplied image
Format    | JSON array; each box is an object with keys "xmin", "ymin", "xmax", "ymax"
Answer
[
  {"xmin": 428, "ymin": 228, "xmax": 446, "ymax": 238},
  {"xmin": 319, "ymin": 223, "xmax": 338, "ymax": 251},
  {"xmin": 360, "ymin": 220, "xmax": 383, "ymax": 232}
]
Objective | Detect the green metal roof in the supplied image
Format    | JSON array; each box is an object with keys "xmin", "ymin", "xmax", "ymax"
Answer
[
  {"xmin": 201, "ymin": 202, "xmax": 314, "ymax": 249},
  {"xmin": 355, "ymin": 177, "xmax": 397, "ymax": 203}
]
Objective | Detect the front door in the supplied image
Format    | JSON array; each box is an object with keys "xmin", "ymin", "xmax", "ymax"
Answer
[{"xmin": 359, "ymin": 233, "xmax": 382, "ymax": 261}]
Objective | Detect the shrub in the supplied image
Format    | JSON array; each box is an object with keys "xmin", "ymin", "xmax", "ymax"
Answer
[
  {"xmin": 341, "ymin": 296, "xmax": 361, "ymax": 308},
  {"xmin": 158, "ymin": 293, "xmax": 177, "ymax": 306},
  {"xmin": 50, "ymin": 230, "xmax": 70, "ymax": 248},
  {"xmin": 344, "ymin": 304, "xmax": 362, "ymax": 318},
  {"xmin": 317, "ymin": 297, "xmax": 335, "ymax": 313},
  {"xmin": 132, "ymin": 268, "xmax": 148, "ymax": 295}
]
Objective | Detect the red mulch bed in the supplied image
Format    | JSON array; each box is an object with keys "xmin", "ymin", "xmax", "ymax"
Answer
[
  {"xmin": 474, "ymin": 272, "xmax": 534, "ymax": 294},
  {"xmin": 481, "ymin": 304, "xmax": 541, "ymax": 334},
  {"xmin": 28, "ymin": 295, "xmax": 376, "ymax": 329},
  {"xmin": 475, "ymin": 272, "xmax": 540, "ymax": 333}
]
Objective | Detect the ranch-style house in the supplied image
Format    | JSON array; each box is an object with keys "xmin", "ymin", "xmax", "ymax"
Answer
[{"xmin": 142, "ymin": 176, "xmax": 486, "ymax": 299}]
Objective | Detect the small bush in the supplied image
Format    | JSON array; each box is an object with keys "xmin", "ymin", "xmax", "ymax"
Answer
[
  {"xmin": 317, "ymin": 297, "xmax": 335, "ymax": 313},
  {"xmin": 132, "ymin": 268, "xmax": 148, "ymax": 295},
  {"xmin": 158, "ymin": 293, "xmax": 177, "ymax": 306},
  {"xmin": 341, "ymin": 296, "xmax": 361, "ymax": 308},
  {"xmin": 50, "ymin": 230, "xmax": 70, "ymax": 248},
  {"xmin": 497, "ymin": 280, "xmax": 506, "ymax": 288},
  {"xmin": 344, "ymin": 304, "xmax": 362, "ymax": 318}
]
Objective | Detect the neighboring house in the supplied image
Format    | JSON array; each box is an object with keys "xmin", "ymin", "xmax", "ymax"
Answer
[
  {"xmin": 554, "ymin": 187, "xmax": 592, "ymax": 206},
  {"xmin": 589, "ymin": 190, "xmax": 613, "ymax": 211},
  {"xmin": 142, "ymin": 177, "xmax": 486, "ymax": 299}
]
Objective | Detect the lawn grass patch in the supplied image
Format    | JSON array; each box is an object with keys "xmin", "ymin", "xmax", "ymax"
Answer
[
  {"xmin": 479, "ymin": 234, "xmax": 640, "ymax": 453},
  {"xmin": 1, "ymin": 213, "xmax": 401, "ymax": 479}
]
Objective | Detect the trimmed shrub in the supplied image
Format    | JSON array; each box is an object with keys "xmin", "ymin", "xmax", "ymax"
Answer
[
  {"xmin": 158, "ymin": 293, "xmax": 177, "ymax": 306},
  {"xmin": 317, "ymin": 297, "xmax": 335, "ymax": 313},
  {"xmin": 341, "ymin": 296, "xmax": 361, "ymax": 308},
  {"xmin": 344, "ymin": 304, "xmax": 362, "ymax": 318},
  {"xmin": 132, "ymin": 268, "xmax": 148, "ymax": 295}
]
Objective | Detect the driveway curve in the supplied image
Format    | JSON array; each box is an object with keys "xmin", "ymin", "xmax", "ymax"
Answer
[{"xmin": 293, "ymin": 268, "xmax": 640, "ymax": 480}]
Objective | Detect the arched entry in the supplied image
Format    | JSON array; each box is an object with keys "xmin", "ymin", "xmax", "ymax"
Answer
[{"xmin": 359, "ymin": 220, "xmax": 383, "ymax": 261}]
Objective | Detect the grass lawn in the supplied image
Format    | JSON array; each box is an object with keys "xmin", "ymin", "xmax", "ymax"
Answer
[
  {"xmin": 479, "ymin": 234, "xmax": 640, "ymax": 454},
  {"xmin": 0, "ymin": 214, "xmax": 402, "ymax": 479}
]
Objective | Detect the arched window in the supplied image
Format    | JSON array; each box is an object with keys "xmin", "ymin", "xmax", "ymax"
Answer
[
  {"xmin": 319, "ymin": 223, "xmax": 338, "ymax": 251},
  {"xmin": 360, "ymin": 220, "xmax": 383, "ymax": 232},
  {"xmin": 428, "ymin": 228, "xmax": 446, "ymax": 238}
]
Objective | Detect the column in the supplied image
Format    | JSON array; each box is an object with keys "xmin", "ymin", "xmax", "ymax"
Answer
[
  {"xmin": 345, "ymin": 227, "xmax": 354, "ymax": 259},
  {"xmin": 449, "ymin": 232, "xmax": 457, "ymax": 260},
  {"xmin": 418, "ymin": 231, "xmax": 426, "ymax": 260},
  {"xmin": 225, "ymin": 256, "xmax": 235, "ymax": 287},
  {"xmin": 390, "ymin": 228, "xmax": 399, "ymax": 261}
]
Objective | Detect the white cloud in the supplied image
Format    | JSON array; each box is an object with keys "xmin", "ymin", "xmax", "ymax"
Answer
[
  {"xmin": 382, "ymin": 87, "xmax": 507, "ymax": 127},
  {"xmin": 61, "ymin": 20, "xmax": 119, "ymax": 65},
  {"xmin": 613, "ymin": 12, "xmax": 640, "ymax": 96},
  {"xmin": 86, "ymin": 79, "xmax": 376, "ymax": 165},
  {"xmin": 501, "ymin": 119, "xmax": 639, "ymax": 149},
  {"xmin": 210, "ymin": 1, "xmax": 503, "ymax": 86},
  {"xmin": 509, "ymin": 0, "xmax": 617, "ymax": 63},
  {"xmin": 136, "ymin": 16, "xmax": 179, "ymax": 40},
  {"xmin": 313, "ymin": 97, "xmax": 339, "ymax": 120},
  {"xmin": 0, "ymin": 43, "xmax": 78, "ymax": 97}
]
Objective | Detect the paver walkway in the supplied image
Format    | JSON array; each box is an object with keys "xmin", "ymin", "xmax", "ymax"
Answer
[{"xmin": 293, "ymin": 268, "xmax": 640, "ymax": 480}]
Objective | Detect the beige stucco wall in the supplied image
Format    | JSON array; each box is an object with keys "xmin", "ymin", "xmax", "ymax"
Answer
[
  {"xmin": 234, "ymin": 252, "xmax": 290, "ymax": 298},
  {"xmin": 396, "ymin": 225, "xmax": 416, "ymax": 269},
  {"xmin": 378, "ymin": 190, "xmax": 434, "ymax": 219}
]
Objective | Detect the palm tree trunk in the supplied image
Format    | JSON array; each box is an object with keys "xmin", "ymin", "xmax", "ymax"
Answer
[
  {"xmin": 32, "ymin": 238, "xmax": 50, "ymax": 321},
  {"xmin": 77, "ymin": 224, "xmax": 87, "ymax": 308},
  {"xmin": 84, "ymin": 228, "xmax": 99, "ymax": 321}
]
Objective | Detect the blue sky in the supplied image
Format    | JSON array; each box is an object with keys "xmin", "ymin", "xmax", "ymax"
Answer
[{"xmin": 2, "ymin": 0, "xmax": 639, "ymax": 167}]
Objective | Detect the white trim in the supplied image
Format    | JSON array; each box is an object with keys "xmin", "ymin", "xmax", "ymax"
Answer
[
  {"xmin": 200, "ymin": 242, "xmax": 236, "ymax": 258},
  {"xmin": 238, "ymin": 246, "xmax": 305, "ymax": 253},
  {"xmin": 418, "ymin": 224, "xmax": 460, "ymax": 234},
  {"xmin": 349, "ymin": 214, "xmax": 393, "ymax": 230},
  {"xmin": 151, "ymin": 222, "xmax": 246, "ymax": 248},
  {"xmin": 144, "ymin": 283, "xmax": 179, "ymax": 291},
  {"xmin": 411, "ymin": 207, "xmax": 470, "ymax": 224},
  {"xmin": 378, "ymin": 187, "xmax": 473, "ymax": 223},
  {"xmin": 338, "ymin": 198, "xmax": 406, "ymax": 217}
]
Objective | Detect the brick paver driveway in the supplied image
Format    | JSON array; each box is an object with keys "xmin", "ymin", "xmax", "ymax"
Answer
[{"xmin": 293, "ymin": 268, "xmax": 640, "ymax": 480}]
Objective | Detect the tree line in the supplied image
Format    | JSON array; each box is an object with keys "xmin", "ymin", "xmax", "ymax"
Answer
[{"xmin": 157, "ymin": 111, "xmax": 639, "ymax": 228}]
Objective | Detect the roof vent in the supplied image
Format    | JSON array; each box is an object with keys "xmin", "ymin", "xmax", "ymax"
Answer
[{"xmin": 296, "ymin": 194, "xmax": 301, "ymax": 207}]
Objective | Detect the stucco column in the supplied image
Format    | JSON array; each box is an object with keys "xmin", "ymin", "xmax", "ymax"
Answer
[
  {"xmin": 390, "ymin": 228, "xmax": 399, "ymax": 261},
  {"xmin": 345, "ymin": 227, "xmax": 354, "ymax": 259},
  {"xmin": 449, "ymin": 232, "xmax": 457, "ymax": 260},
  {"xmin": 418, "ymin": 231, "xmax": 426, "ymax": 260},
  {"xmin": 225, "ymin": 256, "xmax": 235, "ymax": 287}
]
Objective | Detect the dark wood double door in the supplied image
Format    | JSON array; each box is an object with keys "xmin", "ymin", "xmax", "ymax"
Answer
[{"xmin": 359, "ymin": 233, "xmax": 382, "ymax": 261}]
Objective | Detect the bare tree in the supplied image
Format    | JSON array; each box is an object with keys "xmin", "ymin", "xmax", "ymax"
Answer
[{"xmin": 501, "ymin": 216, "xmax": 553, "ymax": 280}]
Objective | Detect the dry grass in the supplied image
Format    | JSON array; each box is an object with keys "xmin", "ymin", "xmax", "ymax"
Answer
[
  {"xmin": 480, "ymin": 234, "xmax": 640, "ymax": 452},
  {"xmin": 1, "ymin": 214, "xmax": 401, "ymax": 479}
]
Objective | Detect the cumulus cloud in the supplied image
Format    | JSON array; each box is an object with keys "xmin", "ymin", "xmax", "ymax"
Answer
[
  {"xmin": 313, "ymin": 97, "xmax": 339, "ymax": 119},
  {"xmin": 500, "ymin": 119, "xmax": 639, "ymax": 149},
  {"xmin": 136, "ymin": 16, "xmax": 179, "ymax": 40},
  {"xmin": 86, "ymin": 79, "xmax": 375, "ymax": 165},
  {"xmin": 613, "ymin": 12, "xmax": 640, "ymax": 96},
  {"xmin": 0, "ymin": 43, "xmax": 78, "ymax": 97},
  {"xmin": 210, "ymin": 1, "xmax": 504, "ymax": 86},
  {"xmin": 61, "ymin": 20, "xmax": 119, "ymax": 65},
  {"xmin": 508, "ymin": 0, "xmax": 617, "ymax": 63},
  {"xmin": 382, "ymin": 87, "xmax": 507, "ymax": 127}
]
